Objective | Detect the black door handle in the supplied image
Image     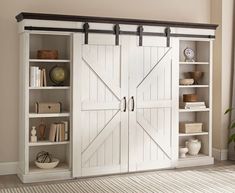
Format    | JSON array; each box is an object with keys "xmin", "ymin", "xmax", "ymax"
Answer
[
  {"xmin": 131, "ymin": 96, "xmax": 135, "ymax": 111},
  {"xmin": 123, "ymin": 97, "xmax": 126, "ymax": 112}
]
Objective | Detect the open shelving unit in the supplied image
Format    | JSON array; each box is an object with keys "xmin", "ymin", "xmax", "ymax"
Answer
[
  {"xmin": 19, "ymin": 32, "xmax": 73, "ymax": 182},
  {"xmin": 177, "ymin": 38, "xmax": 214, "ymax": 168}
]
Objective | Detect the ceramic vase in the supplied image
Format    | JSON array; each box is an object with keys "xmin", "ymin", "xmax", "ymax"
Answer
[
  {"xmin": 39, "ymin": 123, "xmax": 46, "ymax": 140},
  {"xmin": 185, "ymin": 139, "xmax": 201, "ymax": 156}
]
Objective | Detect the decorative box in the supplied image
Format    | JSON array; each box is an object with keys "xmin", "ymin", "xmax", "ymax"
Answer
[
  {"xmin": 35, "ymin": 102, "xmax": 61, "ymax": 113},
  {"xmin": 37, "ymin": 50, "xmax": 58, "ymax": 59},
  {"xmin": 183, "ymin": 94, "xmax": 198, "ymax": 102},
  {"xmin": 179, "ymin": 122, "xmax": 203, "ymax": 133}
]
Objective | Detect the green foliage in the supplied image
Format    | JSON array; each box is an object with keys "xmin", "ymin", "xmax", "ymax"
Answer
[
  {"xmin": 229, "ymin": 122, "xmax": 235, "ymax": 130},
  {"xmin": 225, "ymin": 108, "xmax": 235, "ymax": 144},
  {"xmin": 228, "ymin": 134, "xmax": 235, "ymax": 144},
  {"xmin": 225, "ymin": 108, "xmax": 233, "ymax": 115}
]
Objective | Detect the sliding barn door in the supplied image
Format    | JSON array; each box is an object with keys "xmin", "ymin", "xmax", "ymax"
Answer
[
  {"xmin": 73, "ymin": 34, "xmax": 129, "ymax": 177},
  {"xmin": 128, "ymin": 36, "xmax": 178, "ymax": 171}
]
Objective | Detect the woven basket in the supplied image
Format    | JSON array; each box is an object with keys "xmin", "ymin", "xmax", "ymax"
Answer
[
  {"xmin": 183, "ymin": 94, "xmax": 198, "ymax": 102},
  {"xmin": 37, "ymin": 50, "xmax": 58, "ymax": 59}
]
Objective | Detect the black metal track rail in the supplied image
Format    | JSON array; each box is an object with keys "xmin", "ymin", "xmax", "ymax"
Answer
[{"xmin": 24, "ymin": 26, "xmax": 215, "ymax": 39}]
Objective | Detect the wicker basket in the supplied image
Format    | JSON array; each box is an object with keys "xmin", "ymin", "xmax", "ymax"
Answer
[
  {"xmin": 183, "ymin": 94, "xmax": 198, "ymax": 102},
  {"xmin": 37, "ymin": 50, "xmax": 58, "ymax": 59}
]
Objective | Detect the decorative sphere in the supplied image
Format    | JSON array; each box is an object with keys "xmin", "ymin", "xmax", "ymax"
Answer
[
  {"xmin": 36, "ymin": 151, "xmax": 52, "ymax": 163},
  {"xmin": 49, "ymin": 66, "xmax": 66, "ymax": 85}
]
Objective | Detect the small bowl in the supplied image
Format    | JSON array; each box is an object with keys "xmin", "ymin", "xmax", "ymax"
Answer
[
  {"xmin": 188, "ymin": 71, "xmax": 204, "ymax": 84},
  {"xmin": 35, "ymin": 158, "xmax": 59, "ymax": 169},
  {"xmin": 179, "ymin": 79, "xmax": 194, "ymax": 85},
  {"xmin": 183, "ymin": 94, "xmax": 198, "ymax": 102}
]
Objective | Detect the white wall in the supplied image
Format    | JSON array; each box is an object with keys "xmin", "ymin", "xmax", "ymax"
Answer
[{"xmin": 0, "ymin": 0, "xmax": 211, "ymax": 162}]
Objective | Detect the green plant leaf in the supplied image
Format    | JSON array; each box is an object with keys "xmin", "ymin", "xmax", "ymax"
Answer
[
  {"xmin": 225, "ymin": 108, "xmax": 234, "ymax": 115},
  {"xmin": 228, "ymin": 133, "xmax": 235, "ymax": 144},
  {"xmin": 229, "ymin": 122, "xmax": 235, "ymax": 129}
]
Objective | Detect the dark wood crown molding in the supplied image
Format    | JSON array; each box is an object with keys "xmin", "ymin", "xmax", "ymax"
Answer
[{"xmin": 16, "ymin": 12, "xmax": 218, "ymax": 30}]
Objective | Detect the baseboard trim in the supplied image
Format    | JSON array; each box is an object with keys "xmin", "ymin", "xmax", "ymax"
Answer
[
  {"xmin": 19, "ymin": 170, "xmax": 72, "ymax": 183},
  {"xmin": 212, "ymin": 148, "xmax": 228, "ymax": 161},
  {"xmin": 0, "ymin": 162, "xmax": 18, "ymax": 175}
]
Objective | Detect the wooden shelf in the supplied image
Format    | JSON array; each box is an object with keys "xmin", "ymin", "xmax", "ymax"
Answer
[
  {"xmin": 177, "ymin": 154, "xmax": 214, "ymax": 168},
  {"xmin": 29, "ymin": 112, "xmax": 70, "ymax": 118},
  {"xmin": 179, "ymin": 132, "xmax": 209, "ymax": 137},
  {"xmin": 179, "ymin": 153, "xmax": 209, "ymax": 160},
  {"xmin": 179, "ymin": 62, "xmax": 209, "ymax": 65},
  {"xmin": 29, "ymin": 162, "xmax": 70, "ymax": 173},
  {"xmin": 29, "ymin": 59, "xmax": 70, "ymax": 63},
  {"xmin": 29, "ymin": 141, "xmax": 70, "ymax": 146},
  {"xmin": 179, "ymin": 85, "xmax": 209, "ymax": 88},
  {"xmin": 179, "ymin": 108, "xmax": 210, "ymax": 112},
  {"xmin": 29, "ymin": 86, "xmax": 70, "ymax": 90}
]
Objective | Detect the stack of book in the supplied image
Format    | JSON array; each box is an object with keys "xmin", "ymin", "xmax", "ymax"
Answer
[
  {"xmin": 49, "ymin": 121, "xmax": 69, "ymax": 142},
  {"xmin": 30, "ymin": 66, "xmax": 47, "ymax": 87},
  {"xmin": 181, "ymin": 102, "xmax": 206, "ymax": 109}
]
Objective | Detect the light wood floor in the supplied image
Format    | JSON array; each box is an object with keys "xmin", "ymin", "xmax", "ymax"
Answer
[{"xmin": 0, "ymin": 161, "xmax": 234, "ymax": 189}]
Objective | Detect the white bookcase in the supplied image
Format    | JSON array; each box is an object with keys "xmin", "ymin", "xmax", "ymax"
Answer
[
  {"xmin": 17, "ymin": 12, "xmax": 217, "ymax": 183},
  {"xmin": 19, "ymin": 32, "xmax": 73, "ymax": 182},
  {"xmin": 177, "ymin": 38, "xmax": 214, "ymax": 167}
]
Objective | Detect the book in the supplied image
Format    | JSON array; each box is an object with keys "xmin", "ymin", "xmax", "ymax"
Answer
[
  {"xmin": 40, "ymin": 69, "xmax": 43, "ymax": 87},
  {"xmin": 180, "ymin": 102, "xmax": 206, "ymax": 109},
  {"xmin": 49, "ymin": 123, "xmax": 57, "ymax": 142},
  {"xmin": 56, "ymin": 124, "xmax": 60, "ymax": 142},
  {"xmin": 30, "ymin": 66, "xmax": 39, "ymax": 87},
  {"xmin": 185, "ymin": 105, "xmax": 206, "ymax": 109},
  {"xmin": 36, "ymin": 67, "xmax": 40, "ymax": 87},
  {"xmin": 62, "ymin": 121, "xmax": 69, "ymax": 141},
  {"xmin": 49, "ymin": 122, "xmax": 69, "ymax": 142},
  {"xmin": 60, "ymin": 123, "xmax": 65, "ymax": 141},
  {"xmin": 30, "ymin": 67, "xmax": 35, "ymax": 87},
  {"xmin": 184, "ymin": 102, "xmax": 205, "ymax": 106},
  {"xmin": 42, "ymin": 68, "xmax": 47, "ymax": 86}
]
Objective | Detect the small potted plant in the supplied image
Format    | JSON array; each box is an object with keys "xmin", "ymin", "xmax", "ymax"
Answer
[{"xmin": 225, "ymin": 108, "xmax": 235, "ymax": 149}]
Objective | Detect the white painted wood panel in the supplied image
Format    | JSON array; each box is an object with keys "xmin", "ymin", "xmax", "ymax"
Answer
[
  {"xmin": 74, "ymin": 34, "xmax": 128, "ymax": 177},
  {"xmin": 19, "ymin": 32, "xmax": 30, "ymax": 175},
  {"xmin": 129, "ymin": 36, "xmax": 177, "ymax": 171}
]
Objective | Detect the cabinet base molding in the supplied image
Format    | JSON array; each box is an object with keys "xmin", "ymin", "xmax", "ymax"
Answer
[
  {"xmin": 135, "ymin": 160, "xmax": 173, "ymax": 171},
  {"xmin": 176, "ymin": 156, "xmax": 214, "ymax": 168},
  {"xmin": 82, "ymin": 165, "xmax": 126, "ymax": 177},
  {"xmin": 0, "ymin": 162, "xmax": 18, "ymax": 175},
  {"xmin": 17, "ymin": 171, "xmax": 72, "ymax": 183},
  {"xmin": 212, "ymin": 148, "xmax": 228, "ymax": 161}
]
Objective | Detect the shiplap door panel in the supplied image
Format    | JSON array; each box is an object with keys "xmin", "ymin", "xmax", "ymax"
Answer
[
  {"xmin": 129, "ymin": 36, "xmax": 178, "ymax": 171},
  {"xmin": 73, "ymin": 34, "xmax": 129, "ymax": 177}
]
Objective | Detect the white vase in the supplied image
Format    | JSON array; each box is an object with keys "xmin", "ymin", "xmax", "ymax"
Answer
[
  {"xmin": 185, "ymin": 139, "xmax": 201, "ymax": 156},
  {"xmin": 179, "ymin": 147, "xmax": 189, "ymax": 158},
  {"xmin": 31, "ymin": 126, "xmax": 37, "ymax": 142}
]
